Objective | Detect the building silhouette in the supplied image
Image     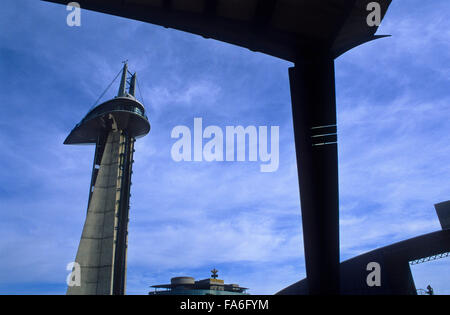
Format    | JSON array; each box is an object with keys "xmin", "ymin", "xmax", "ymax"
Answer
[
  {"xmin": 65, "ymin": 63, "xmax": 150, "ymax": 295},
  {"xmin": 149, "ymin": 269, "xmax": 248, "ymax": 295}
]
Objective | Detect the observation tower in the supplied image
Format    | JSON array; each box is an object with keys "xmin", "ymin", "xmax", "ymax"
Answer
[{"xmin": 65, "ymin": 63, "xmax": 150, "ymax": 295}]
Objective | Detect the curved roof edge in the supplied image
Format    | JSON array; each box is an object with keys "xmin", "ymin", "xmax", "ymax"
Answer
[{"xmin": 276, "ymin": 229, "xmax": 450, "ymax": 295}]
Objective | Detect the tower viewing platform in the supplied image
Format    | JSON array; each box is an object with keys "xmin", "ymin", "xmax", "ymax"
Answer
[{"xmin": 64, "ymin": 63, "xmax": 150, "ymax": 144}]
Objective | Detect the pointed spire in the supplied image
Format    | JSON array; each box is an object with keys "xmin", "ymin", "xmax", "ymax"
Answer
[
  {"xmin": 117, "ymin": 62, "xmax": 128, "ymax": 97},
  {"xmin": 211, "ymin": 268, "xmax": 218, "ymax": 279},
  {"xmin": 129, "ymin": 72, "xmax": 137, "ymax": 97}
]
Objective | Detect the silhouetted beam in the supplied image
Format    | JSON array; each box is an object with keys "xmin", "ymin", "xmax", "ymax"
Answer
[
  {"xmin": 203, "ymin": 0, "xmax": 218, "ymax": 17},
  {"xmin": 43, "ymin": 0, "xmax": 391, "ymax": 61},
  {"xmin": 277, "ymin": 230, "xmax": 450, "ymax": 295},
  {"xmin": 200, "ymin": 0, "xmax": 218, "ymax": 38},
  {"xmin": 289, "ymin": 52, "xmax": 339, "ymax": 295},
  {"xmin": 253, "ymin": 0, "xmax": 277, "ymax": 27},
  {"xmin": 435, "ymin": 200, "xmax": 450, "ymax": 230},
  {"xmin": 162, "ymin": 0, "xmax": 171, "ymax": 10},
  {"xmin": 327, "ymin": 0, "xmax": 357, "ymax": 45}
]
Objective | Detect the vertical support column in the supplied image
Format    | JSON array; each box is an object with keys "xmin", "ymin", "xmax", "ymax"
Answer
[
  {"xmin": 289, "ymin": 52, "xmax": 340, "ymax": 295},
  {"xmin": 383, "ymin": 257, "xmax": 417, "ymax": 295},
  {"xmin": 67, "ymin": 131, "xmax": 121, "ymax": 295},
  {"xmin": 67, "ymin": 129, "xmax": 135, "ymax": 295}
]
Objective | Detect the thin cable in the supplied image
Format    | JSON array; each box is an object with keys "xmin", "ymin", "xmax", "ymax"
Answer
[
  {"xmin": 89, "ymin": 67, "xmax": 123, "ymax": 111},
  {"xmin": 136, "ymin": 76, "xmax": 146, "ymax": 108}
]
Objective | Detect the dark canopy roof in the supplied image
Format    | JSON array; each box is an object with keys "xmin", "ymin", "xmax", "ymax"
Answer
[
  {"xmin": 43, "ymin": 0, "xmax": 391, "ymax": 60},
  {"xmin": 277, "ymin": 229, "xmax": 450, "ymax": 294}
]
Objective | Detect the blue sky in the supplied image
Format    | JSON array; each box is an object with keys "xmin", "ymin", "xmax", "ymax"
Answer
[{"xmin": 0, "ymin": 0, "xmax": 449, "ymax": 295}]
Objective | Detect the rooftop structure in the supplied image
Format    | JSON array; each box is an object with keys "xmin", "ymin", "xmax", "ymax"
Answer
[{"xmin": 149, "ymin": 270, "xmax": 249, "ymax": 295}]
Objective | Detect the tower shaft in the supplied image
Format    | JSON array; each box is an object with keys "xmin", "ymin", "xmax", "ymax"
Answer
[{"xmin": 67, "ymin": 129, "xmax": 135, "ymax": 295}]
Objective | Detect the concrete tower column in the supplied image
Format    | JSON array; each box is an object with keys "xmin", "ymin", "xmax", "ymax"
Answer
[
  {"xmin": 67, "ymin": 130, "xmax": 135, "ymax": 295},
  {"xmin": 67, "ymin": 131, "xmax": 121, "ymax": 295}
]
